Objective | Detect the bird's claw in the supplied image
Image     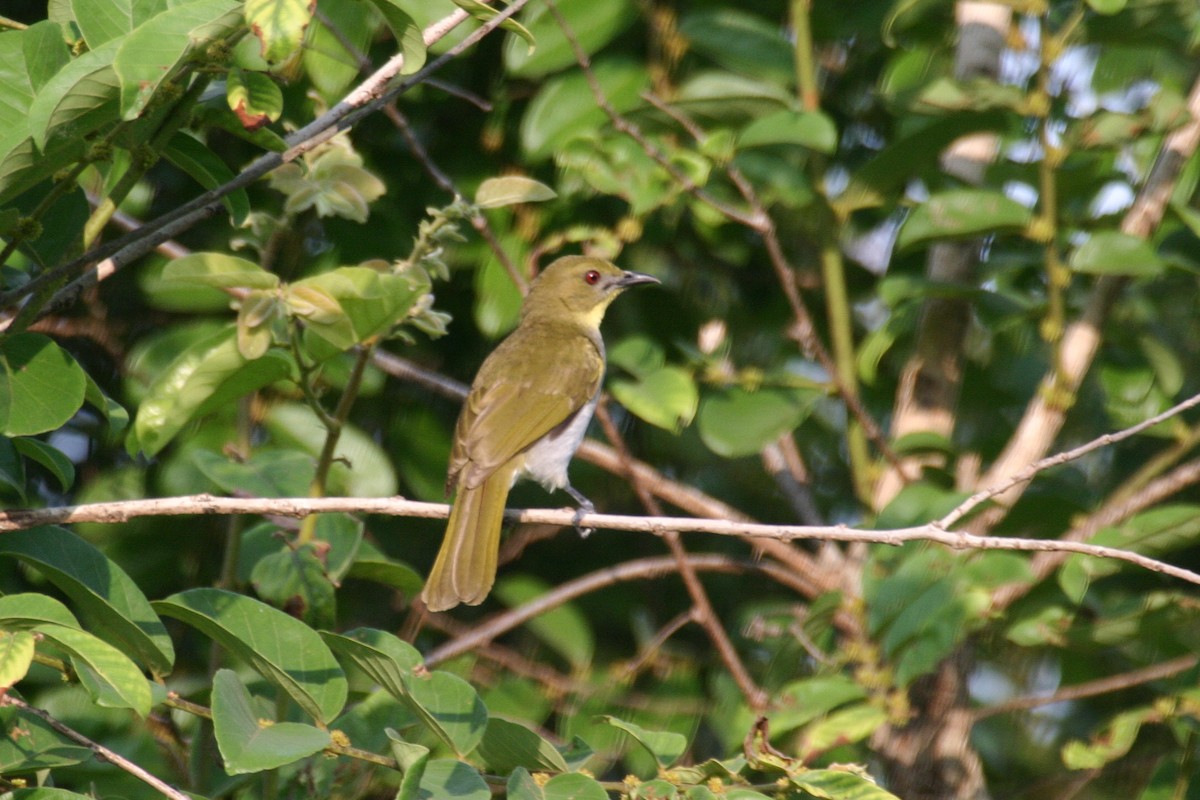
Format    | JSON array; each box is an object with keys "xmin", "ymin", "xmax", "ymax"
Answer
[{"xmin": 571, "ymin": 501, "xmax": 595, "ymax": 538}]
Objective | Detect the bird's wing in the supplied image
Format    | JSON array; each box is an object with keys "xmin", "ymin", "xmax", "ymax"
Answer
[{"xmin": 450, "ymin": 334, "xmax": 603, "ymax": 490}]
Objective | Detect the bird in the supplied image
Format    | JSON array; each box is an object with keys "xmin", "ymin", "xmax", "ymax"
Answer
[{"xmin": 421, "ymin": 255, "xmax": 659, "ymax": 612}]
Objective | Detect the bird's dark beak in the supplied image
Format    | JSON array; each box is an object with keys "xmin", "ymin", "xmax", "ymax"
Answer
[{"xmin": 617, "ymin": 270, "xmax": 660, "ymax": 288}]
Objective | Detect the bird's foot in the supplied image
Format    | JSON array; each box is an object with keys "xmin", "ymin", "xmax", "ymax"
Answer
[{"xmin": 565, "ymin": 485, "xmax": 595, "ymax": 538}]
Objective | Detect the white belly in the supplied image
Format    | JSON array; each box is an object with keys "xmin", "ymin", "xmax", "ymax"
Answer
[{"xmin": 519, "ymin": 391, "xmax": 599, "ymax": 491}]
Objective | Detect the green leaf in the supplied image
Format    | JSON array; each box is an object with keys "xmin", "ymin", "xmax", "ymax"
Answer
[
  {"xmin": 113, "ymin": 0, "xmax": 243, "ymax": 119},
  {"xmin": 494, "ymin": 575, "xmax": 594, "ymax": 670},
  {"xmin": 1086, "ymin": 0, "xmax": 1127, "ymax": 13},
  {"xmin": 73, "ymin": 0, "xmax": 168, "ymax": 47},
  {"xmin": 697, "ymin": 387, "xmax": 818, "ymax": 458},
  {"xmin": 0, "ymin": 705, "xmax": 92, "ymax": 773},
  {"xmin": 610, "ymin": 366, "xmax": 698, "ymax": 433},
  {"xmin": 302, "ymin": 0, "xmax": 377, "ymax": 100},
  {"xmin": 244, "ymin": 0, "xmax": 313, "ymax": 65},
  {"xmin": 542, "ymin": 773, "xmax": 609, "ymax": 800},
  {"xmin": 290, "ymin": 266, "xmax": 421, "ymax": 348},
  {"xmin": 503, "ymin": 0, "xmax": 637, "ymax": 78},
  {"xmin": 790, "ymin": 768, "xmax": 901, "ymax": 800},
  {"xmin": 1062, "ymin": 707, "xmax": 1153, "ymax": 769},
  {"xmin": 521, "ymin": 59, "xmax": 650, "ymax": 160},
  {"xmin": 263, "ymin": 403, "xmax": 398, "ymax": 497},
  {"xmin": 35, "ymin": 623, "xmax": 152, "ymax": 716},
  {"xmin": 12, "ymin": 437, "xmax": 75, "ymax": 492},
  {"xmin": 226, "ymin": 68, "xmax": 283, "ymax": 129},
  {"xmin": 387, "ymin": 730, "xmax": 430, "ymax": 800},
  {"xmin": 600, "ymin": 716, "xmax": 687, "ymax": 768},
  {"xmin": 0, "ymin": 629, "xmax": 35, "ymax": 689},
  {"xmin": 128, "ymin": 325, "xmax": 293, "ymax": 457},
  {"xmin": 405, "ymin": 669, "xmax": 489, "ymax": 756},
  {"xmin": 678, "ymin": 8, "xmax": 793, "ymax": 87},
  {"xmin": 346, "ymin": 549, "xmax": 424, "ymax": 596},
  {"xmin": 211, "ymin": 669, "xmax": 332, "ymax": 774},
  {"xmin": 896, "ymin": 189, "xmax": 1033, "ymax": 250},
  {"xmin": 448, "ymin": 0, "xmax": 534, "ymax": 51},
  {"xmin": 738, "ymin": 110, "xmax": 838, "ymax": 154},
  {"xmin": 766, "ymin": 676, "xmax": 868, "ymax": 736},
  {"xmin": 0, "ymin": 333, "xmax": 87, "ymax": 437},
  {"xmin": 367, "ymin": 0, "xmax": 427, "ymax": 75},
  {"xmin": 162, "ymin": 133, "xmax": 251, "ymax": 225},
  {"xmin": 0, "ymin": 593, "xmax": 81, "ymax": 630},
  {"xmin": 0, "ymin": 526, "xmax": 175, "ymax": 675},
  {"xmin": 800, "ymin": 704, "xmax": 888, "ymax": 759},
  {"xmin": 416, "ymin": 759, "xmax": 491, "ymax": 800},
  {"xmin": 1068, "ymin": 231, "xmax": 1165, "ymax": 277},
  {"xmin": 154, "ymin": 588, "xmax": 348, "ymax": 723},
  {"xmin": 476, "ymin": 717, "xmax": 570, "ymax": 773},
  {"xmin": 161, "ymin": 252, "xmax": 280, "ymax": 290},
  {"xmin": 251, "ymin": 546, "xmax": 336, "ymax": 628},
  {"xmin": 192, "ymin": 448, "xmax": 314, "ymax": 499},
  {"xmin": 27, "ymin": 38, "xmax": 122, "ymax": 150},
  {"xmin": 834, "ymin": 112, "xmax": 1008, "ymax": 215},
  {"xmin": 474, "ymin": 176, "xmax": 557, "ymax": 209}
]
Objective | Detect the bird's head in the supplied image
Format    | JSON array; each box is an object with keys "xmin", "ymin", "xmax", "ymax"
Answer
[{"xmin": 523, "ymin": 256, "xmax": 659, "ymax": 327}]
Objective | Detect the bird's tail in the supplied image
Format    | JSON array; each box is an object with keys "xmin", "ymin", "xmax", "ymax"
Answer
[{"xmin": 421, "ymin": 464, "xmax": 515, "ymax": 611}]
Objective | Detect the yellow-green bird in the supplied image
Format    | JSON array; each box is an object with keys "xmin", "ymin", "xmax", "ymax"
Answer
[{"xmin": 421, "ymin": 255, "xmax": 659, "ymax": 612}]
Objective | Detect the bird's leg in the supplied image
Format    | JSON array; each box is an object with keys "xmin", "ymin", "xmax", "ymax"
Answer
[{"xmin": 564, "ymin": 483, "xmax": 595, "ymax": 537}]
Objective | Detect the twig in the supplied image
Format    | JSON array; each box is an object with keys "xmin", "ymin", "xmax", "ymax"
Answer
[
  {"xmin": 0, "ymin": 695, "xmax": 191, "ymax": 800},
  {"xmin": 974, "ymin": 654, "xmax": 1198, "ymax": 720},
  {"xmin": 939, "ymin": 389, "xmax": 1200, "ymax": 529},
  {"xmin": 424, "ymin": 554, "xmax": 790, "ymax": 667}
]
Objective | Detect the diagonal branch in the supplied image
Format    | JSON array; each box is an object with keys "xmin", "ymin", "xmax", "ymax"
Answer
[{"xmin": 0, "ymin": 695, "xmax": 191, "ymax": 800}]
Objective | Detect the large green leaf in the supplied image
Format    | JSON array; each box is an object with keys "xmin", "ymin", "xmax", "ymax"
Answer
[
  {"xmin": 289, "ymin": 266, "xmax": 422, "ymax": 348},
  {"xmin": 503, "ymin": 0, "xmax": 637, "ymax": 78},
  {"xmin": 211, "ymin": 669, "xmax": 332, "ymax": 774},
  {"xmin": 35, "ymin": 623, "xmax": 152, "ymax": 716},
  {"xmin": 161, "ymin": 251, "xmax": 280, "ymax": 290},
  {"xmin": 610, "ymin": 366, "xmax": 698, "ymax": 434},
  {"xmin": 697, "ymin": 387, "xmax": 819, "ymax": 458},
  {"xmin": 27, "ymin": 37, "xmax": 122, "ymax": 149},
  {"xmin": 72, "ymin": 0, "xmax": 168, "ymax": 47},
  {"xmin": 678, "ymin": 7, "xmax": 793, "ymax": 87},
  {"xmin": 0, "ymin": 630, "xmax": 35, "ymax": 690},
  {"xmin": 0, "ymin": 527, "xmax": 175, "ymax": 675},
  {"xmin": 0, "ymin": 593, "xmax": 80, "ymax": 630},
  {"xmin": 366, "ymin": 0, "xmax": 426, "ymax": 75},
  {"xmin": 834, "ymin": 112, "xmax": 1009, "ymax": 215},
  {"xmin": 790, "ymin": 768, "xmax": 901, "ymax": 799},
  {"xmin": 600, "ymin": 716, "xmax": 687, "ymax": 768},
  {"xmin": 416, "ymin": 760, "xmax": 491, "ymax": 800},
  {"xmin": 162, "ymin": 133, "xmax": 252, "ymax": 224},
  {"xmin": 321, "ymin": 628, "xmax": 487, "ymax": 756},
  {"xmin": 303, "ymin": 0, "xmax": 378, "ymax": 100},
  {"xmin": 896, "ymin": 189, "xmax": 1033, "ymax": 250},
  {"xmin": 738, "ymin": 109, "xmax": 839, "ymax": 154},
  {"xmin": 245, "ymin": 0, "xmax": 314, "ymax": 65},
  {"xmin": 263, "ymin": 403, "xmax": 397, "ymax": 498},
  {"xmin": 1068, "ymin": 231, "xmax": 1165, "ymax": 277},
  {"xmin": 127, "ymin": 324, "xmax": 293, "ymax": 457},
  {"xmin": 476, "ymin": 717, "xmax": 569, "ymax": 773},
  {"xmin": 520, "ymin": 59, "xmax": 650, "ymax": 160},
  {"xmin": 113, "ymin": 0, "xmax": 243, "ymax": 119},
  {"xmin": 155, "ymin": 588, "xmax": 348, "ymax": 723},
  {"xmin": 0, "ymin": 334, "xmax": 86, "ymax": 437}
]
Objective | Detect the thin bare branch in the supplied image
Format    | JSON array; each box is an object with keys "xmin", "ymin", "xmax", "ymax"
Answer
[
  {"xmin": 975, "ymin": 655, "xmax": 1198, "ymax": 720},
  {"xmin": 0, "ymin": 695, "xmax": 191, "ymax": 800}
]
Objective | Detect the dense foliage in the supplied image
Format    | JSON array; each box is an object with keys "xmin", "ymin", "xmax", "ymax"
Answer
[{"xmin": 1, "ymin": 0, "xmax": 1200, "ymax": 799}]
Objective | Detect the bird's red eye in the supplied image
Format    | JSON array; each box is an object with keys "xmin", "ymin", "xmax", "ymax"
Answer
[{"xmin": 584, "ymin": 270, "xmax": 600, "ymax": 285}]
